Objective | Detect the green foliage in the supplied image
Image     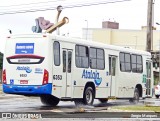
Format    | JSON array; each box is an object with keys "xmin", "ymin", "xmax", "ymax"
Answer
[
  {"xmin": 113, "ymin": 105, "xmax": 160, "ymax": 112},
  {"xmin": 154, "ymin": 77, "xmax": 159, "ymax": 85}
]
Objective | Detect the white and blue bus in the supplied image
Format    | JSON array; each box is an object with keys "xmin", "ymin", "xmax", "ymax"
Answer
[{"xmin": 2, "ymin": 34, "xmax": 153, "ymax": 106}]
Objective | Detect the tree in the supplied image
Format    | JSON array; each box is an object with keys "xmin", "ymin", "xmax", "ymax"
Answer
[{"xmin": 0, "ymin": 52, "xmax": 3, "ymax": 69}]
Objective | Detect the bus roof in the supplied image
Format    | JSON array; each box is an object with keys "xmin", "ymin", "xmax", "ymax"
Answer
[
  {"xmin": 53, "ymin": 35, "xmax": 151, "ymax": 56},
  {"xmin": 8, "ymin": 33, "xmax": 151, "ymax": 56}
]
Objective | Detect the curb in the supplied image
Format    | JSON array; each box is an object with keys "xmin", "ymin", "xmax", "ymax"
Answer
[{"xmin": 144, "ymin": 100, "xmax": 160, "ymax": 107}]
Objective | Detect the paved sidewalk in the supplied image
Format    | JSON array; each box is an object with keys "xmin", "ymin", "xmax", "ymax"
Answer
[
  {"xmin": 0, "ymin": 84, "xmax": 25, "ymax": 99},
  {"xmin": 0, "ymin": 93, "xmax": 24, "ymax": 99}
]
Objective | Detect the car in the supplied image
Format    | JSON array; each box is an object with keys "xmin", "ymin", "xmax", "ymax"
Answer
[{"xmin": 155, "ymin": 83, "xmax": 160, "ymax": 98}]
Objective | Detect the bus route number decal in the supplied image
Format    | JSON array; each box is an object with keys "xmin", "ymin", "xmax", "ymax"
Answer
[{"xmin": 53, "ymin": 75, "xmax": 62, "ymax": 80}]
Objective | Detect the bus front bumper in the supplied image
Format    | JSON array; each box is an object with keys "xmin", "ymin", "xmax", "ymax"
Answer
[{"xmin": 2, "ymin": 83, "xmax": 52, "ymax": 95}]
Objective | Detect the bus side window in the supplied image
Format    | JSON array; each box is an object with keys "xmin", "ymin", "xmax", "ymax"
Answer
[
  {"xmin": 68, "ymin": 51, "xmax": 72, "ymax": 73},
  {"xmin": 63, "ymin": 51, "xmax": 66, "ymax": 72},
  {"xmin": 53, "ymin": 41, "xmax": 60, "ymax": 66},
  {"xmin": 109, "ymin": 57, "xmax": 116, "ymax": 76},
  {"xmin": 119, "ymin": 52, "xmax": 131, "ymax": 72},
  {"xmin": 75, "ymin": 45, "xmax": 89, "ymax": 68},
  {"xmin": 109, "ymin": 57, "xmax": 111, "ymax": 75},
  {"xmin": 112, "ymin": 57, "xmax": 116, "ymax": 76},
  {"xmin": 90, "ymin": 47, "xmax": 105, "ymax": 70}
]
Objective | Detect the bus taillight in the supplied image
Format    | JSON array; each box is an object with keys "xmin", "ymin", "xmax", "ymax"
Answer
[
  {"xmin": 42, "ymin": 69, "xmax": 49, "ymax": 85},
  {"xmin": 2, "ymin": 69, "xmax": 7, "ymax": 84}
]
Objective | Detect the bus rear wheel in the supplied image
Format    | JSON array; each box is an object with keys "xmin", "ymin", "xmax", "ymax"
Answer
[
  {"xmin": 40, "ymin": 94, "xmax": 59, "ymax": 106},
  {"xmin": 74, "ymin": 87, "xmax": 95, "ymax": 106},
  {"xmin": 129, "ymin": 88, "xmax": 139, "ymax": 104},
  {"xmin": 83, "ymin": 87, "xmax": 94, "ymax": 105}
]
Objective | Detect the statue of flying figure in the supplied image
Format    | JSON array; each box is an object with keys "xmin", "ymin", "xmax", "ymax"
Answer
[
  {"xmin": 32, "ymin": 17, "xmax": 54, "ymax": 33},
  {"xmin": 32, "ymin": 5, "xmax": 69, "ymax": 34}
]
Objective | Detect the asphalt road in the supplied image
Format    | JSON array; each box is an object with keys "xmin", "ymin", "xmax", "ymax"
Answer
[
  {"xmin": 0, "ymin": 95, "xmax": 124, "ymax": 112},
  {"xmin": 0, "ymin": 95, "xmax": 159, "ymax": 121},
  {"xmin": 0, "ymin": 94, "xmax": 160, "ymax": 120}
]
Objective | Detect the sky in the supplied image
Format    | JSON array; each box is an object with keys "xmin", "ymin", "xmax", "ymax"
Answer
[{"xmin": 0, "ymin": 0, "xmax": 160, "ymax": 53}]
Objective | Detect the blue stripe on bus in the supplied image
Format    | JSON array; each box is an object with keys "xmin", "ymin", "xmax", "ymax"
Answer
[{"xmin": 2, "ymin": 83, "xmax": 52, "ymax": 95}]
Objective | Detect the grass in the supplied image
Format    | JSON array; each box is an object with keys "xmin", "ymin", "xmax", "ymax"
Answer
[{"xmin": 112, "ymin": 105, "xmax": 160, "ymax": 112}]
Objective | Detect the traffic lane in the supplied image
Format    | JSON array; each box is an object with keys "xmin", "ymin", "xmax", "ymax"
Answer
[
  {"xmin": 0, "ymin": 96, "xmax": 42, "ymax": 112},
  {"xmin": 0, "ymin": 97, "xmax": 137, "ymax": 119},
  {"xmin": 0, "ymin": 96, "xmax": 160, "ymax": 120},
  {"xmin": 0, "ymin": 95, "xmax": 153, "ymax": 112}
]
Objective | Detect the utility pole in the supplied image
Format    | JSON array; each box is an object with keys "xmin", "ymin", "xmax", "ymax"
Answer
[
  {"xmin": 85, "ymin": 20, "xmax": 88, "ymax": 40},
  {"xmin": 146, "ymin": 0, "xmax": 153, "ymax": 52}
]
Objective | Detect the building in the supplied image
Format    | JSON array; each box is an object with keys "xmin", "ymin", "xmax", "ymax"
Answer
[{"xmin": 82, "ymin": 21, "xmax": 160, "ymax": 51}]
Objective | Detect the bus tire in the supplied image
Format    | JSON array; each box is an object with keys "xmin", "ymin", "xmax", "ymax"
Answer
[
  {"xmin": 83, "ymin": 87, "xmax": 94, "ymax": 105},
  {"xmin": 40, "ymin": 94, "xmax": 59, "ymax": 106},
  {"xmin": 74, "ymin": 87, "xmax": 95, "ymax": 106},
  {"xmin": 99, "ymin": 99, "xmax": 108, "ymax": 103},
  {"xmin": 129, "ymin": 88, "xmax": 139, "ymax": 104},
  {"xmin": 155, "ymin": 95, "xmax": 159, "ymax": 99}
]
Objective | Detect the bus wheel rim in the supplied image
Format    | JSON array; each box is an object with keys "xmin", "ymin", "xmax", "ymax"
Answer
[{"xmin": 86, "ymin": 90, "xmax": 92, "ymax": 104}]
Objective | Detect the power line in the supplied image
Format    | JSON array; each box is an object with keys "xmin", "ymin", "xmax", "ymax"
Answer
[
  {"xmin": 0, "ymin": 0, "xmax": 131, "ymax": 15},
  {"xmin": 0, "ymin": 0, "xmax": 129, "ymax": 11},
  {"xmin": 65, "ymin": 0, "xmax": 131, "ymax": 9},
  {"xmin": 0, "ymin": 0, "xmax": 131, "ymax": 12},
  {"xmin": 0, "ymin": 0, "xmax": 62, "ymax": 12},
  {"xmin": 0, "ymin": 0, "xmax": 62, "ymax": 8}
]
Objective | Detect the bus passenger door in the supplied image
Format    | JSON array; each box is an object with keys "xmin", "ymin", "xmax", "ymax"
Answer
[
  {"xmin": 109, "ymin": 56, "xmax": 117, "ymax": 97},
  {"xmin": 146, "ymin": 61, "xmax": 152, "ymax": 97},
  {"xmin": 62, "ymin": 49, "xmax": 72, "ymax": 98}
]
